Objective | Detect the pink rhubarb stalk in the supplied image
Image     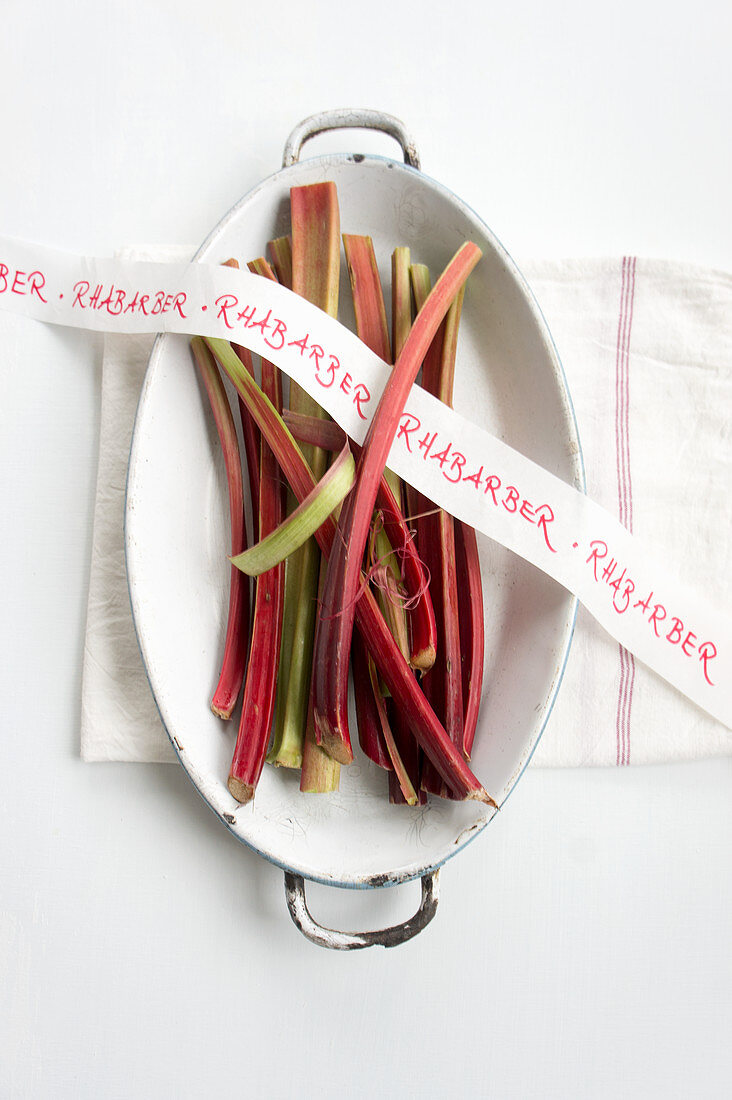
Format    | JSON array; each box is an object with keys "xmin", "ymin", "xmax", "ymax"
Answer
[
  {"xmin": 226, "ymin": 349, "xmax": 285, "ymax": 803},
  {"xmin": 222, "ymin": 259, "xmax": 261, "ymax": 526},
  {"xmin": 189, "ymin": 337, "xmax": 249, "ymax": 720},
  {"xmin": 342, "ymin": 233, "xmax": 406, "ymax": 767},
  {"xmin": 455, "ymin": 519, "xmax": 485, "ymax": 760},
  {"xmin": 311, "ymin": 242, "xmax": 482, "ymax": 767}
]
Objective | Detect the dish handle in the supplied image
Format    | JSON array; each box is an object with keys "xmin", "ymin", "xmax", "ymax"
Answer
[
  {"xmin": 284, "ymin": 869, "xmax": 440, "ymax": 950},
  {"xmin": 282, "ymin": 108, "xmax": 420, "ymax": 170}
]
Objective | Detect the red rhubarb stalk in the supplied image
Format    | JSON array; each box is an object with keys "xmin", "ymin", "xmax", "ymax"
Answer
[
  {"xmin": 352, "ymin": 632, "xmax": 393, "ymax": 771},
  {"xmin": 357, "ymin": 582, "xmax": 489, "ymax": 802},
  {"xmin": 455, "ymin": 519, "xmax": 485, "ymax": 760},
  {"xmin": 204, "ymin": 336, "xmax": 493, "ymax": 804},
  {"xmin": 411, "ymin": 267, "xmax": 466, "ymax": 793},
  {"xmin": 413, "ymin": 266, "xmax": 484, "ymax": 760},
  {"xmin": 189, "ymin": 337, "xmax": 249, "ymax": 720},
  {"xmin": 311, "ymin": 242, "xmax": 483, "ymax": 767},
  {"xmin": 227, "ymin": 351, "xmax": 285, "ymax": 804},
  {"xmin": 438, "ymin": 283, "xmax": 484, "ymax": 760},
  {"xmin": 342, "ymin": 233, "xmax": 397, "ymax": 505},
  {"xmin": 245, "ymin": 257, "xmax": 304, "ymax": 769},
  {"xmin": 343, "ymin": 233, "xmax": 408, "ymax": 766}
]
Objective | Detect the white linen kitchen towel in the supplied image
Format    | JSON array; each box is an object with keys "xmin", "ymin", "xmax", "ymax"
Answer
[{"xmin": 80, "ymin": 251, "xmax": 732, "ymax": 766}]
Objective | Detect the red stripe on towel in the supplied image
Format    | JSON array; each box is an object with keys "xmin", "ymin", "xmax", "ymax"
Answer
[{"xmin": 614, "ymin": 257, "xmax": 637, "ymax": 766}]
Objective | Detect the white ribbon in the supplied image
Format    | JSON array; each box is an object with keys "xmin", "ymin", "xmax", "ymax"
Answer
[{"xmin": 1, "ymin": 237, "xmax": 730, "ymax": 728}]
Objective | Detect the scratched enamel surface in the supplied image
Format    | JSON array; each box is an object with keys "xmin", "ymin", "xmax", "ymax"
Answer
[{"xmin": 126, "ymin": 154, "xmax": 582, "ymax": 886}]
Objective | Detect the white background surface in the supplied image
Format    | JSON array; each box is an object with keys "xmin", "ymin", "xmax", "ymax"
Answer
[{"xmin": 1, "ymin": 1, "xmax": 730, "ymax": 1097}]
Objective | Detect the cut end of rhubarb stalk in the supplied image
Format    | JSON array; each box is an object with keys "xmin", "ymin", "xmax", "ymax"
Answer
[
  {"xmin": 227, "ymin": 775, "xmax": 256, "ymax": 804},
  {"xmin": 270, "ymin": 747, "xmax": 303, "ymax": 770},
  {"xmin": 410, "ymin": 643, "xmax": 437, "ymax": 673},
  {"xmin": 300, "ymin": 693, "xmax": 341, "ymax": 793},
  {"xmin": 470, "ymin": 788, "xmax": 499, "ymax": 808},
  {"xmin": 211, "ymin": 701, "xmax": 235, "ymax": 721},
  {"xmin": 316, "ymin": 723, "xmax": 354, "ymax": 766}
]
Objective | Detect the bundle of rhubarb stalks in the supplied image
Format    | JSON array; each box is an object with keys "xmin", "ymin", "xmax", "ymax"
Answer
[{"xmin": 191, "ymin": 181, "xmax": 496, "ymax": 810}]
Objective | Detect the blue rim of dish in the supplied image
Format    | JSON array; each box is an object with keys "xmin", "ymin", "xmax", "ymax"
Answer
[{"xmin": 124, "ymin": 150, "xmax": 585, "ymax": 891}]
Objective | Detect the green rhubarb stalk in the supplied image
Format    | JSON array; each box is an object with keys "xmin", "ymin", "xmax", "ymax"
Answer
[
  {"xmin": 366, "ymin": 544, "xmax": 426, "ymax": 797},
  {"xmin": 388, "ymin": 699, "xmax": 426, "ymax": 805},
  {"xmin": 300, "ymin": 691, "xmax": 340, "ymax": 793},
  {"xmin": 300, "ymin": 565, "xmax": 340, "ymax": 792},
  {"xmin": 267, "ymin": 236, "xmax": 293, "ymax": 291},
  {"xmin": 312, "ymin": 242, "xmax": 483, "ymax": 768},
  {"xmin": 230, "ymin": 445, "xmax": 355, "ymax": 576},
  {"xmin": 268, "ymin": 185, "xmax": 340, "ymax": 771},
  {"xmin": 369, "ymin": 523, "xmax": 410, "ymax": 663},
  {"xmin": 391, "ymin": 247, "xmax": 412, "ymax": 361},
  {"xmin": 366, "ymin": 656, "xmax": 418, "ymax": 805},
  {"xmin": 204, "ymin": 335, "xmax": 494, "ymax": 804}
]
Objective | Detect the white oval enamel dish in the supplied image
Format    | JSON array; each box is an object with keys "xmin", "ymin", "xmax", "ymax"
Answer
[{"xmin": 125, "ymin": 111, "xmax": 584, "ymax": 948}]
